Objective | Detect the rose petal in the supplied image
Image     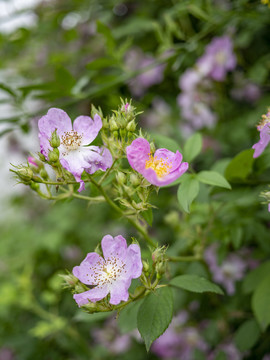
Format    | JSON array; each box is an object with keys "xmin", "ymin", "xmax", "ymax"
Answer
[
  {"xmin": 73, "ymin": 286, "xmax": 109, "ymax": 306},
  {"xmin": 126, "ymin": 138, "xmax": 150, "ymax": 173},
  {"xmin": 101, "ymin": 235, "xmax": 127, "ymax": 261},
  {"xmin": 73, "ymin": 114, "xmax": 102, "ymax": 145},
  {"xmin": 72, "ymin": 252, "xmax": 105, "ymax": 285},
  {"xmin": 109, "ymin": 280, "xmax": 131, "ymax": 305}
]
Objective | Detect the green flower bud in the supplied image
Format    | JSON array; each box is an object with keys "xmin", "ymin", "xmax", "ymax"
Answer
[
  {"xmin": 150, "ymin": 142, "xmax": 156, "ymax": 154},
  {"xmin": 110, "ymin": 119, "xmax": 118, "ymax": 131},
  {"xmin": 130, "ymin": 173, "xmax": 141, "ymax": 186},
  {"xmin": 142, "ymin": 260, "xmax": 149, "ymax": 272},
  {"xmin": 16, "ymin": 167, "xmax": 33, "ymax": 183},
  {"xmin": 48, "ymin": 148, "xmax": 59, "ymax": 163},
  {"xmin": 156, "ymin": 262, "xmax": 166, "ymax": 275},
  {"xmin": 49, "ymin": 129, "xmax": 61, "ymax": 148},
  {"xmin": 126, "ymin": 119, "xmax": 136, "ymax": 132},
  {"xmin": 116, "ymin": 171, "xmax": 126, "ymax": 185},
  {"xmin": 40, "ymin": 168, "xmax": 49, "ymax": 180},
  {"xmin": 38, "ymin": 152, "xmax": 46, "ymax": 162},
  {"xmin": 30, "ymin": 181, "xmax": 40, "ymax": 191}
]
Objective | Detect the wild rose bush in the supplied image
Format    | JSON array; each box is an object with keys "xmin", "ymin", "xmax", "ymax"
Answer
[{"xmin": 1, "ymin": 1, "xmax": 270, "ymax": 360}]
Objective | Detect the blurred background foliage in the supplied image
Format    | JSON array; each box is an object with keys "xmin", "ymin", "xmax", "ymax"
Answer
[{"xmin": 1, "ymin": 0, "xmax": 270, "ymax": 359}]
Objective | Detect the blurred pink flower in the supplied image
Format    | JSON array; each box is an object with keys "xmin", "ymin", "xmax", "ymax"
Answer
[{"xmin": 252, "ymin": 109, "xmax": 270, "ymax": 158}]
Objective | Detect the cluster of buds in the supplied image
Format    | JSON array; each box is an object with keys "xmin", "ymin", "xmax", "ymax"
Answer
[
  {"xmin": 100, "ymin": 99, "xmax": 140, "ymax": 158},
  {"xmin": 152, "ymin": 246, "xmax": 168, "ymax": 279}
]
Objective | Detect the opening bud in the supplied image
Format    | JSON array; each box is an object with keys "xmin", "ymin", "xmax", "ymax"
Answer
[
  {"xmin": 49, "ymin": 129, "xmax": 61, "ymax": 148},
  {"xmin": 142, "ymin": 260, "xmax": 149, "ymax": 272}
]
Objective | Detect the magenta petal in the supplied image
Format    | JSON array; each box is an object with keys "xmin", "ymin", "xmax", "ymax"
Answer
[
  {"xmin": 125, "ymin": 244, "xmax": 143, "ymax": 278},
  {"xmin": 101, "ymin": 235, "xmax": 127, "ymax": 260},
  {"xmin": 109, "ymin": 280, "xmax": 131, "ymax": 305},
  {"xmin": 73, "ymin": 114, "xmax": 102, "ymax": 145},
  {"xmin": 126, "ymin": 138, "xmax": 150, "ymax": 173},
  {"xmin": 73, "ymin": 286, "xmax": 109, "ymax": 306},
  {"xmin": 142, "ymin": 162, "xmax": 189, "ymax": 187},
  {"xmin": 72, "ymin": 252, "xmax": 105, "ymax": 285}
]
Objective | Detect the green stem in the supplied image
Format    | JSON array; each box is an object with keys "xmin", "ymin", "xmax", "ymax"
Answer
[
  {"xmin": 98, "ymin": 157, "xmax": 118, "ymax": 185},
  {"xmin": 89, "ymin": 177, "xmax": 157, "ymax": 248}
]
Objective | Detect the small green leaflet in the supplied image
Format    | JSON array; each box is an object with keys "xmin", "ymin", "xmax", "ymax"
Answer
[
  {"xmin": 197, "ymin": 171, "xmax": 231, "ymax": 189},
  {"xmin": 170, "ymin": 274, "xmax": 224, "ymax": 295},
  {"xmin": 183, "ymin": 133, "xmax": 202, "ymax": 163},
  {"xmin": 251, "ymin": 274, "xmax": 270, "ymax": 331},
  {"xmin": 177, "ymin": 176, "xmax": 199, "ymax": 213}
]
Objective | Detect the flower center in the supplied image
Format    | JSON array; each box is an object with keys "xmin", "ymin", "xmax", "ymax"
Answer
[
  {"xmin": 61, "ymin": 130, "xmax": 82, "ymax": 151},
  {"xmin": 257, "ymin": 111, "xmax": 270, "ymax": 130},
  {"xmin": 215, "ymin": 51, "xmax": 226, "ymax": 65},
  {"xmin": 145, "ymin": 153, "xmax": 172, "ymax": 178},
  {"xmin": 92, "ymin": 256, "xmax": 127, "ymax": 286}
]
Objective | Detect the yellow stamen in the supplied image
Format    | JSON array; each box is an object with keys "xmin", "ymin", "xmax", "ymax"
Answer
[
  {"xmin": 257, "ymin": 109, "xmax": 270, "ymax": 130},
  {"xmin": 145, "ymin": 153, "xmax": 172, "ymax": 178}
]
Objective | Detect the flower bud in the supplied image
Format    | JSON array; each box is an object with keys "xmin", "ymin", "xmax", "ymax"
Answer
[
  {"xmin": 48, "ymin": 148, "xmax": 59, "ymax": 163},
  {"xmin": 49, "ymin": 130, "xmax": 61, "ymax": 148},
  {"xmin": 116, "ymin": 171, "xmax": 126, "ymax": 185},
  {"xmin": 150, "ymin": 142, "xmax": 156, "ymax": 154},
  {"xmin": 156, "ymin": 262, "xmax": 166, "ymax": 275},
  {"xmin": 30, "ymin": 181, "xmax": 39, "ymax": 191},
  {"xmin": 142, "ymin": 260, "xmax": 149, "ymax": 272},
  {"xmin": 126, "ymin": 119, "xmax": 136, "ymax": 132},
  {"xmin": 40, "ymin": 168, "xmax": 49, "ymax": 180},
  {"xmin": 38, "ymin": 152, "xmax": 46, "ymax": 162},
  {"xmin": 130, "ymin": 173, "xmax": 141, "ymax": 186},
  {"xmin": 16, "ymin": 167, "xmax": 33, "ymax": 183},
  {"xmin": 110, "ymin": 119, "xmax": 118, "ymax": 131}
]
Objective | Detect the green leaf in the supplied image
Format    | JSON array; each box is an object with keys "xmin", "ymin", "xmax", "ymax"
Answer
[
  {"xmin": 234, "ymin": 319, "xmax": 260, "ymax": 351},
  {"xmin": 86, "ymin": 57, "xmax": 119, "ymax": 70},
  {"xmin": 177, "ymin": 176, "xmax": 199, "ymax": 213},
  {"xmin": 197, "ymin": 171, "xmax": 231, "ymax": 189},
  {"xmin": 183, "ymin": 133, "xmax": 202, "ymax": 163},
  {"xmin": 141, "ymin": 208, "xmax": 153, "ymax": 226},
  {"xmin": 137, "ymin": 287, "xmax": 173, "ymax": 351},
  {"xmin": 242, "ymin": 261, "xmax": 270, "ymax": 294},
  {"xmin": 118, "ymin": 300, "xmax": 142, "ymax": 334},
  {"xmin": 225, "ymin": 149, "xmax": 254, "ymax": 181},
  {"xmin": 252, "ymin": 274, "xmax": 270, "ymax": 331},
  {"xmin": 170, "ymin": 274, "xmax": 224, "ymax": 295},
  {"xmin": 150, "ymin": 133, "xmax": 182, "ymax": 153},
  {"xmin": 96, "ymin": 21, "xmax": 116, "ymax": 54}
]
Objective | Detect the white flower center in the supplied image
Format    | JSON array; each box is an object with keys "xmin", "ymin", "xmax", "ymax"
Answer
[
  {"xmin": 93, "ymin": 256, "xmax": 127, "ymax": 286},
  {"xmin": 61, "ymin": 130, "xmax": 82, "ymax": 151},
  {"xmin": 215, "ymin": 51, "xmax": 226, "ymax": 65}
]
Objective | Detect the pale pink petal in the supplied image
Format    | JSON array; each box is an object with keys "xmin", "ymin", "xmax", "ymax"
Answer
[
  {"xmin": 101, "ymin": 235, "xmax": 127, "ymax": 261},
  {"xmin": 109, "ymin": 280, "xmax": 131, "ymax": 305},
  {"xmin": 38, "ymin": 108, "xmax": 72, "ymax": 138},
  {"xmin": 125, "ymin": 244, "xmax": 143, "ymax": 278},
  {"xmin": 72, "ymin": 252, "xmax": 105, "ymax": 285},
  {"xmin": 73, "ymin": 114, "xmax": 102, "ymax": 145},
  {"xmin": 73, "ymin": 286, "xmax": 109, "ymax": 306}
]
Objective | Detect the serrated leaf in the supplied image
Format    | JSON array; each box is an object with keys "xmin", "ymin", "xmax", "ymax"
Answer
[
  {"xmin": 234, "ymin": 319, "xmax": 260, "ymax": 351},
  {"xmin": 137, "ymin": 287, "xmax": 173, "ymax": 351},
  {"xmin": 242, "ymin": 261, "xmax": 270, "ymax": 294},
  {"xmin": 197, "ymin": 171, "xmax": 231, "ymax": 189},
  {"xmin": 183, "ymin": 133, "xmax": 202, "ymax": 163},
  {"xmin": 141, "ymin": 208, "xmax": 153, "ymax": 226},
  {"xmin": 170, "ymin": 274, "xmax": 224, "ymax": 295},
  {"xmin": 252, "ymin": 274, "xmax": 270, "ymax": 331},
  {"xmin": 150, "ymin": 133, "xmax": 182, "ymax": 153},
  {"xmin": 225, "ymin": 149, "xmax": 254, "ymax": 181},
  {"xmin": 177, "ymin": 177, "xmax": 199, "ymax": 213}
]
